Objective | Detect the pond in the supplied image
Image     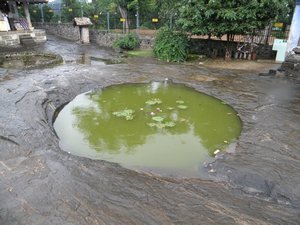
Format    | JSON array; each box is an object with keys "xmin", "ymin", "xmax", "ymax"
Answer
[
  {"xmin": 0, "ymin": 52, "xmax": 63, "ymax": 69},
  {"xmin": 54, "ymin": 81, "xmax": 242, "ymax": 177}
]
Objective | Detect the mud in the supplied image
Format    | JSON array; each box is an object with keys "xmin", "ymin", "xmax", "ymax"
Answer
[{"xmin": 0, "ymin": 35, "xmax": 299, "ymax": 225}]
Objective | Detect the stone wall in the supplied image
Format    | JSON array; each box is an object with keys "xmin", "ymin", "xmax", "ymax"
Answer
[
  {"xmin": 89, "ymin": 30, "xmax": 155, "ymax": 48},
  {"xmin": 89, "ymin": 30, "xmax": 122, "ymax": 48},
  {"xmin": 0, "ymin": 29, "xmax": 47, "ymax": 47},
  {"xmin": 0, "ymin": 32, "xmax": 19, "ymax": 46},
  {"xmin": 34, "ymin": 23, "xmax": 155, "ymax": 48},
  {"xmin": 34, "ymin": 23, "xmax": 275, "ymax": 59},
  {"xmin": 34, "ymin": 22, "xmax": 80, "ymax": 41},
  {"xmin": 280, "ymin": 46, "xmax": 300, "ymax": 78},
  {"xmin": 190, "ymin": 39, "xmax": 276, "ymax": 59},
  {"xmin": 31, "ymin": 29, "xmax": 47, "ymax": 43}
]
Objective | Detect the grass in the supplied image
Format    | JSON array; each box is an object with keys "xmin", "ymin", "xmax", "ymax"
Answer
[{"xmin": 126, "ymin": 49, "xmax": 154, "ymax": 57}]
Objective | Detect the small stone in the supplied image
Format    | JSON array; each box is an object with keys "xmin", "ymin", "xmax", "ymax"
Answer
[
  {"xmin": 293, "ymin": 47, "xmax": 300, "ymax": 54},
  {"xmin": 275, "ymin": 71, "xmax": 285, "ymax": 77},
  {"xmin": 214, "ymin": 149, "xmax": 220, "ymax": 155}
]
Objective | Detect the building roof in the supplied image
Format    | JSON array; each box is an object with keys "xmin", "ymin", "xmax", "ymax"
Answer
[
  {"xmin": 73, "ymin": 17, "xmax": 93, "ymax": 26},
  {"xmin": 0, "ymin": 0, "xmax": 48, "ymax": 4}
]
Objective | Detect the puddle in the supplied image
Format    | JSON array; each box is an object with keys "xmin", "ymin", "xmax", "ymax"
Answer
[
  {"xmin": 126, "ymin": 49, "xmax": 154, "ymax": 57},
  {"xmin": 53, "ymin": 82, "xmax": 242, "ymax": 177},
  {"xmin": 77, "ymin": 55, "xmax": 123, "ymax": 65},
  {"xmin": 0, "ymin": 52, "xmax": 63, "ymax": 69}
]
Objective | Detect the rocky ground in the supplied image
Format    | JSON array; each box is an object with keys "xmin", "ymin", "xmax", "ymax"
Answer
[{"xmin": 0, "ymin": 35, "xmax": 299, "ymax": 225}]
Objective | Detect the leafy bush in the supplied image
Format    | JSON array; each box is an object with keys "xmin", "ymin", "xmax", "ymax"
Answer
[
  {"xmin": 113, "ymin": 33, "xmax": 140, "ymax": 50},
  {"xmin": 153, "ymin": 27, "xmax": 189, "ymax": 62}
]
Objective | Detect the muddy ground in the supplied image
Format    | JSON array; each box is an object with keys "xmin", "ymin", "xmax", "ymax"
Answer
[{"xmin": 0, "ymin": 35, "xmax": 299, "ymax": 225}]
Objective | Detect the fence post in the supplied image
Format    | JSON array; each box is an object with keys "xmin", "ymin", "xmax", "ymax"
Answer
[
  {"xmin": 107, "ymin": 12, "xmax": 110, "ymax": 33},
  {"xmin": 40, "ymin": 4, "xmax": 44, "ymax": 24},
  {"xmin": 136, "ymin": 7, "xmax": 139, "ymax": 34}
]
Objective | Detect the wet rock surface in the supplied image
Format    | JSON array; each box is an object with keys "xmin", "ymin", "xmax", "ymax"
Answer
[{"xmin": 0, "ymin": 35, "xmax": 300, "ymax": 225}]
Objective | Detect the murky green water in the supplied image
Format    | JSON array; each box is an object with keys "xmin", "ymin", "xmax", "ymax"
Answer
[
  {"xmin": 54, "ymin": 82, "xmax": 242, "ymax": 177},
  {"xmin": 0, "ymin": 53, "xmax": 63, "ymax": 69}
]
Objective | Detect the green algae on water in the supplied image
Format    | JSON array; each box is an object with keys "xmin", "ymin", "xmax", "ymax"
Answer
[{"xmin": 54, "ymin": 82, "xmax": 242, "ymax": 177}]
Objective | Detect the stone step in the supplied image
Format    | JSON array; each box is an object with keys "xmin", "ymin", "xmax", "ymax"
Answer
[{"xmin": 19, "ymin": 34, "xmax": 36, "ymax": 46}]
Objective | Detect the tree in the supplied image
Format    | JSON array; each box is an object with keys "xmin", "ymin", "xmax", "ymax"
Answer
[
  {"xmin": 29, "ymin": 5, "xmax": 54, "ymax": 22},
  {"xmin": 111, "ymin": 0, "xmax": 157, "ymax": 32},
  {"xmin": 177, "ymin": 0, "xmax": 290, "ymax": 59},
  {"xmin": 156, "ymin": 0, "xmax": 181, "ymax": 28},
  {"xmin": 60, "ymin": 0, "xmax": 82, "ymax": 22}
]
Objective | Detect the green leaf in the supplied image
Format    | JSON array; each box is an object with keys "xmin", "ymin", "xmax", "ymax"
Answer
[
  {"xmin": 152, "ymin": 116, "xmax": 164, "ymax": 122},
  {"xmin": 112, "ymin": 109, "xmax": 135, "ymax": 120},
  {"xmin": 165, "ymin": 121, "xmax": 176, "ymax": 127},
  {"xmin": 177, "ymin": 105, "xmax": 188, "ymax": 109},
  {"xmin": 167, "ymin": 107, "xmax": 174, "ymax": 110},
  {"xmin": 145, "ymin": 98, "xmax": 162, "ymax": 105},
  {"xmin": 176, "ymin": 100, "xmax": 185, "ymax": 104}
]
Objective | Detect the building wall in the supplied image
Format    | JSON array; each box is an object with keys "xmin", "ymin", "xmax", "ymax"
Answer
[{"xmin": 286, "ymin": 4, "xmax": 300, "ymax": 52}]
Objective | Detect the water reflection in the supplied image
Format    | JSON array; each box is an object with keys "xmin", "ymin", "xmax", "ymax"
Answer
[{"xmin": 54, "ymin": 82, "xmax": 242, "ymax": 175}]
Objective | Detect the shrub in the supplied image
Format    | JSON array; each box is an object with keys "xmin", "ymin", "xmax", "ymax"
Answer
[
  {"xmin": 113, "ymin": 33, "xmax": 140, "ymax": 50},
  {"xmin": 153, "ymin": 27, "xmax": 189, "ymax": 62}
]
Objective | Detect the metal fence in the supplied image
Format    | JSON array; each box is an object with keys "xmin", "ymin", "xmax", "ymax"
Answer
[{"xmin": 30, "ymin": 4, "xmax": 289, "ymax": 46}]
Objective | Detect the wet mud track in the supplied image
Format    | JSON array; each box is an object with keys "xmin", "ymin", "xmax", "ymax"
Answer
[{"xmin": 0, "ymin": 35, "xmax": 300, "ymax": 224}]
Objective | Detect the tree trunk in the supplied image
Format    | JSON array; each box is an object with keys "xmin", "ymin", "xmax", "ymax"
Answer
[
  {"xmin": 262, "ymin": 22, "xmax": 273, "ymax": 46},
  {"xmin": 118, "ymin": 6, "xmax": 129, "ymax": 33},
  {"xmin": 225, "ymin": 34, "xmax": 234, "ymax": 60}
]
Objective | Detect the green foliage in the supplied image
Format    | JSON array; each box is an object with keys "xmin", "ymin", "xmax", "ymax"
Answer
[
  {"xmin": 112, "ymin": 109, "xmax": 135, "ymax": 120},
  {"xmin": 113, "ymin": 33, "xmax": 140, "ymax": 50},
  {"xmin": 177, "ymin": 0, "xmax": 291, "ymax": 37},
  {"xmin": 29, "ymin": 5, "xmax": 54, "ymax": 22},
  {"xmin": 60, "ymin": 0, "xmax": 82, "ymax": 22},
  {"xmin": 153, "ymin": 27, "xmax": 188, "ymax": 62}
]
